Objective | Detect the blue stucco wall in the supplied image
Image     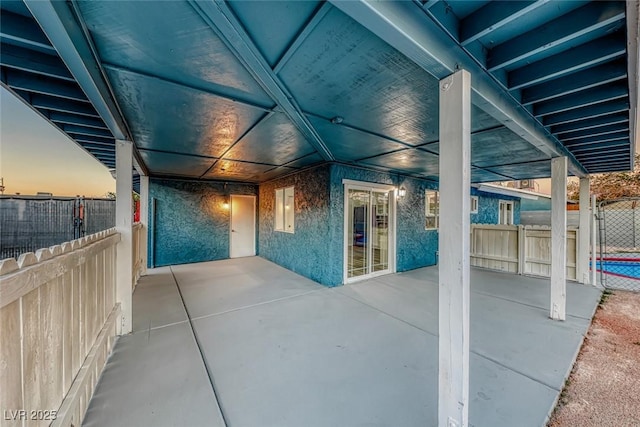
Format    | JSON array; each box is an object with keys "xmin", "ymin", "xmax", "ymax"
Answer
[
  {"xmin": 396, "ymin": 177, "xmax": 441, "ymax": 271},
  {"xmin": 258, "ymin": 165, "xmax": 334, "ymax": 285},
  {"xmin": 471, "ymin": 188, "xmax": 521, "ymax": 225},
  {"xmin": 258, "ymin": 164, "xmax": 522, "ymax": 287},
  {"xmin": 149, "ymin": 168, "xmax": 521, "ymax": 284},
  {"xmin": 258, "ymin": 164, "xmax": 441, "ymax": 286},
  {"xmin": 149, "ymin": 178, "xmax": 257, "ymax": 267}
]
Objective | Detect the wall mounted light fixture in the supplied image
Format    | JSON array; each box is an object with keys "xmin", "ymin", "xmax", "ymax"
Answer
[{"xmin": 398, "ymin": 187, "xmax": 407, "ymax": 198}]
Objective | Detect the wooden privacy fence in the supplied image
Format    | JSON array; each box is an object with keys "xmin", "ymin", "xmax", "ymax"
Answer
[
  {"xmin": 0, "ymin": 229, "xmax": 121, "ymax": 427},
  {"xmin": 471, "ymin": 224, "xmax": 578, "ymax": 281}
]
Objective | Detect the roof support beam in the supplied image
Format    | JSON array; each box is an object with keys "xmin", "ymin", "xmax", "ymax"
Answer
[
  {"xmin": 0, "ymin": 11, "xmax": 56, "ymax": 53},
  {"xmin": 60, "ymin": 123, "xmax": 113, "ymax": 138},
  {"xmin": 550, "ymin": 112, "xmax": 629, "ymax": 135},
  {"xmin": 79, "ymin": 143, "xmax": 115, "ymax": 153},
  {"xmin": 330, "ymin": 0, "xmax": 587, "ymax": 177},
  {"xmin": 580, "ymin": 153, "xmax": 630, "ymax": 162},
  {"xmin": 587, "ymin": 162, "xmax": 628, "ymax": 168},
  {"xmin": 460, "ymin": 0, "xmax": 548, "ymax": 46},
  {"xmin": 579, "ymin": 156, "xmax": 629, "ymax": 166},
  {"xmin": 24, "ymin": 0, "xmax": 148, "ymax": 176},
  {"xmin": 522, "ymin": 61, "xmax": 627, "ymax": 105},
  {"xmin": 0, "ymin": 43, "xmax": 74, "ymax": 81},
  {"xmin": 24, "ymin": 1, "xmax": 128, "ymax": 140},
  {"xmin": 564, "ymin": 131, "xmax": 629, "ymax": 147},
  {"xmin": 581, "ymin": 159, "xmax": 629, "ymax": 170},
  {"xmin": 2, "ymin": 67, "xmax": 89, "ymax": 102},
  {"xmin": 46, "ymin": 111, "xmax": 108, "ymax": 129},
  {"xmin": 558, "ymin": 123, "xmax": 630, "ymax": 142},
  {"xmin": 534, "ymin": 83, "xmax": 629, "ymax": 117},
  {"xmin": 199, "ymin": 111, "xmax": 274, "ymax": 178},
  {"xmin": 586, "ymin": 159, "xmax": 629, "ymax": 165},
  {"xmin": 566, "ymin": 136, "xmax": 629, "ymax": 150},
  {"xmin": 102, "ymin": 63, "xmax": 272, "ymax": 113},
  {"xmin": 569, "ymin": 140, "xmax": 630, "ymax": 154},
  {"xmin": 67, "ymin": 133, "xmax": 115, "ymax": 146},
  {"xmin": 487, "ymin": 1, "xmax": 625, "ymax": 71},
  {"xmin": 273, "ymin": 2, "xmax": 332, "ymax": 73},
  {"xmin": 543, "ymin": 99, "xmax": 630, "ymax": 127},
  {"xmin": 189, "ymin": 0, "xmax": 334, "ymax": 161},
  {"xmin": 424, "ymin": 1, "xmax": 459, "ymax": 42},
  {"xmin": 573, "ymin": 150, "xmax": 630, "ymax": 160},
  {"xmin": 508, "ymin": 32, "xmax": 626, "ymax": 90},
  {"xmin": 23, "ymin": 92, "xmax": 100, "ymax": 117}
]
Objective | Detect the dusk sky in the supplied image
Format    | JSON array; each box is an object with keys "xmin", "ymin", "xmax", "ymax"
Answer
[{"xmin": 0, "ymin": 87, "xmax": 116, "ymax": 197}]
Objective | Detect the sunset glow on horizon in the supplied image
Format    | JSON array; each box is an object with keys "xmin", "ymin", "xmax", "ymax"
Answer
[{"xmin": 0, "ymin": 87, "xmax": 116, "ymax": 198}]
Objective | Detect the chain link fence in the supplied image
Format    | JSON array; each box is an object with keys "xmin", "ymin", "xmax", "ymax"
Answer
[
  {"xmin": 597, "ymin": 198, "xmax": 640, "ymax": 291},
  {"xmin": 0, "ymin": 196, "xmax": 115, "ymax": 260}
]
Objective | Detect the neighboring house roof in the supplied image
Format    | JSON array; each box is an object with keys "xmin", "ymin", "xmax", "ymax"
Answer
[{"xmin": 474, "ymin": 184, "xmax": 539, "ymax": 200}]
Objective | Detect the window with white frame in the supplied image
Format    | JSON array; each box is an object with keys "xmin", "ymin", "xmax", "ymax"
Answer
[
  {"xmin": 499, "ymin": 200, "xmax": 514, "ymax": 225},
  {"xmin": 275, "ymin": 186, "xmax": 295, "ymax": 232},
  {"xmin": 471, "ymin": 196, "xmax": 479, "ymax": 214},
  {"xmin": 425, "ymin": 190, "xmax": 439, "ymax": 229}
]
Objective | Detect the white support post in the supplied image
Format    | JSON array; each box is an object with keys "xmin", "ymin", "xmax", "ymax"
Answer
[
  {"xmin": 550, "ymin": 157, "xmax": 567, "ymax": 320},
  {"xmin": 438, "ymin": 69, "xmax": 471, "ymax": 427},
  {"xmin": 116, "ymin": 139, "xmax": 133, "ymax": 334},
  {"xmin": 591, "ymin": 195, "xmax": 598, "ymax": 287},
  {"xmin": 578, "ymin": 177, "xmax": 590, "ymax": 284},
  {"xmin": 140, "ymin": 175, "xmax": 149, "ymax": 276}
]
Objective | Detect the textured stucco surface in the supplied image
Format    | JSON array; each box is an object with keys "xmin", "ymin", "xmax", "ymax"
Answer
[
  {"xmin": 395, "ymin": 176, "xmax": 440, "ymax": 271},
  {"xmin": 258, "ymin": 165, "xmax": 334, "ymax": 284},
  {"xmin": 149, "ymin": 167, "xmax": 520, "ymax": 284},
  {"xmin": 149, "ymin": 179, "xmax": 257, "ymax": 267},
  {"xmin": 471, "ymin": 188, "xmax": 521, "ymax": 225}
]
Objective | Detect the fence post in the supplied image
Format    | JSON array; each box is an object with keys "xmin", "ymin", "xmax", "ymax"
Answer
[
  {"xmin": 591, "ymin": 195, "xmax": 598, "ymax": 287},
  {"xmin": 140, "ymin": 176, "xmax": 149, "ymax": 275},
  {"xmin": 578, "ymin": 177, "xmax": 590, "ymax": 284},
  {"xmin": 517, "ymin": 225, "xmax": 525, "ymax": 275}
]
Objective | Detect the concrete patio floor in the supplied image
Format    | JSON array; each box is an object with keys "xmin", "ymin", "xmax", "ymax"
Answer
[{"xmin": 83, "ymin": 257, "xmax": 601, "ymax": 427}]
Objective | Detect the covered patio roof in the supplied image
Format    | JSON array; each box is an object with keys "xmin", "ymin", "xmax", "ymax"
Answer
[{"xmin": 1, "ymin": 0, "xmax": 638, "ymax": 183}]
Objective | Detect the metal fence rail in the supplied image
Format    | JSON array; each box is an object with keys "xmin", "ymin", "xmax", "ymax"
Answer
[
  {"xmin": 0, "ymin": 196, "xmax": 115, "ymax": 259},
  {"xmin": 597, "ymin": 198, "xmax": 640, "ymax": 291}
]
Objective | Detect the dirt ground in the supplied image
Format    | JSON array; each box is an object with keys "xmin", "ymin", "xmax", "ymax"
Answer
[{"xmin": 548, "ymin": 290, "xmax": 640, "ymax": 427}]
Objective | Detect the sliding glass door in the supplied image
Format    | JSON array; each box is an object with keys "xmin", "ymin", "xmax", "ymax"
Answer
[{"xmin": 344, "ymin": 182, "xmax": 394, "ymax": 282}]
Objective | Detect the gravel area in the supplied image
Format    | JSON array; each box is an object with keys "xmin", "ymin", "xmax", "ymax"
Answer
[{"xmin": 548, "ymin": 290, "xmax": 640, "ymax": 427}]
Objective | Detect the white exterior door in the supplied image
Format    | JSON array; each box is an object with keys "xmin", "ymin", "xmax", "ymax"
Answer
[{"xmin": 230, "ymin": 195, "xmax": 256, "ymax": 258}]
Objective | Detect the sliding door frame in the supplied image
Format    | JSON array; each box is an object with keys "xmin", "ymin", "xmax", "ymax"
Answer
[{"xmin": 342, "ymin": 179, "xmax": 397, "ymax": 284}]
